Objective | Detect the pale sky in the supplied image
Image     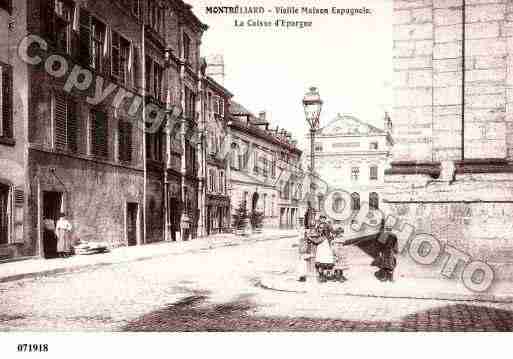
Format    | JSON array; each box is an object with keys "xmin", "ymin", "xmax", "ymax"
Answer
[{"xmin": 187, "ymin": 0, "xmax": 393, "ymax": 150}]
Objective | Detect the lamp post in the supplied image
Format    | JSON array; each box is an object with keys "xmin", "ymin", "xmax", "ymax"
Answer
[
  {"xmin": 298, "ymin": 87, "xmax": 322, "ymax": 282},
  {"xmin": 303, "ymin": 87, "xmax": 323, "ymax": 218}
]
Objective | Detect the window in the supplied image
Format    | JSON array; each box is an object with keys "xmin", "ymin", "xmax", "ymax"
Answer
[
  {"xmin": 147, "ymin": 0, "xmax": 163, "ymax": 34},
  {"xmin": 263, "ymin": 194, "xmax": 267, "ymax": 216},
  {"xmin": 0, "ymin": 63, "xmax": 13, "ymax": 140},
  {"xmin": 145, "ymin": 56, "xmax": 152, "ymax": 94},
  {"xmin": 130, "ymin": 0, "xmax": 140, "ymax": 18},
  {"xmin": 370, "ymin": 192, "xmax": 379, "ymax": 210},
  {"xmin": 184, "ymin": 87, "xmax": 196, "ymax": 120},
  {"xmin": 351, "ymin": 166, "xmax": 360, "ymax": 181},
  {"xmin": 111, "ymin": 31, "xmax": 131, "ymax": 85},
  {"xmin": 370, "ymin": 165, "xmax": 378, "ymax": 181},
  {"xmin": 219, "ymin": 171, "xmax": 224, "ymax": 194},
  {"xmin": 183, "ymin": 32, "xmax": 191, "ymax": 63},
  {"xmin": 118, "ymin": 119, "xmax": 132, "ymax": 163},
  {"xmin": 0, "ymin": 184, "xmax": 9, "ymax": 245},
  {"xmin": 271, "ymin": 155, "xmax": 276, "ymax": 178},
  {"xmin": 55, "ymin": 0, "xmax": 74, "ymax": 54},
  {"xmin": 79, "ymin": 10, "xmax": 106, "ymax": 71},
  {"xmin": 231, "ymin": 143, "xmax": 240, "ymax": 170},
  {"xmin": 0, "ymin": 0, "xmax": 12, "ymax": 14},
  {"xmin": 351, "ymin": 193, "xmax": 360, "ymax": 211},
  {"xmin": 209, "ymin": 169, "xmax": 215, "ymax": 193},
  {"xmin": 146, "ymin": 129, "xmax": 163, "ymax": 162},
  {"xmin": 90, "ymin": 109, "xmax": 108, "ymax": 158},
  {"xmin": 54, "ymin": 92, "xmax": 78, "ymax": 153},
  {"xmin": 262, "ymin": 157, "xmax": 268, "ymax": 177},
  {"xmin": 153, "ymin": 62, "xmax": 163, "ymax": 101},
  {"xmin": 271, "ymin": 195, "xmax": 275, "ymax": 217},
  {"xmin": 314, "ymin": 143, "xmax": 323, "ymax": 152},
  {"xmin": 253, "ymin": 152, "xmax": 259, "ymax": 175},
  {"xmin": 370, "ymin": 142, "xmax": 378, "ymax": 150}
]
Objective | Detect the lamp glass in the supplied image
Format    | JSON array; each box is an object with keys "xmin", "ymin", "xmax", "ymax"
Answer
[{"xmin": 302, "ymin": 87, "xmax": 323, "ymax": 130}]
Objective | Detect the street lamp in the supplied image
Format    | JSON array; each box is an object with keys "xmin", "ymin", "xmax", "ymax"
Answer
[{"xmin": 303, "ymin": 87, "xmax": 323, "ymax": 219}]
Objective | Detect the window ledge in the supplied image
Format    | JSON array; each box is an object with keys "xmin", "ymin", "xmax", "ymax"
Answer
[{"xmin": 0, "ymin": 137, "xmax": 15, "ymax": 147}]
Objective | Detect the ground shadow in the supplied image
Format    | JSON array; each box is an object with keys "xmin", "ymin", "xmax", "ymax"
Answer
[{"xmin": 121, "ymin": 294, "xmax": 513, "ymax": 332}]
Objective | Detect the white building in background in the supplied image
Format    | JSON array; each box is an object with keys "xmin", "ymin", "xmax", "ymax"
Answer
[{"xmin": 307, "ymin": 113, "xmax": 393, "ymax": 218}]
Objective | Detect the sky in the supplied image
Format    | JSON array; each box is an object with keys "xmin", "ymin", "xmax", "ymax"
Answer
[{"xmin": 187, "ymin": 0, "xmax": 393, "ymax": 150}]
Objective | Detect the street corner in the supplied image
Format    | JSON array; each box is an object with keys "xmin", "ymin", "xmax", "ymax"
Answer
[{"xmin": 255, "ymin": 269, "xmax": 513, "ymax": 304}]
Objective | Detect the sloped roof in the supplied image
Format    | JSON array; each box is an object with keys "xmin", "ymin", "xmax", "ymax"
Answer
[{"xmin": 230, "ymin": 101, "xmax": 254, "ymax": 116}]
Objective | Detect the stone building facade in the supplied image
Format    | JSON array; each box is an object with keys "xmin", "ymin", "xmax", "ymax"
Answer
[
  {"xmin": 308, "ymin": 113, "xmax": 393, "ymax": 227},
  {"xmin": 201, "ymin": 74, "xmax": 232, "ymax": 235},
  {"xmin": 387, "ymin": 0, "xmax": 513, "ymax": 281},
  {"xmin": 228, "ymin": 103, "xmax": 303, "ymax": 229},
  {"xmin": 0, "ymin": 0, "xmax": 206, "ymax": 260}
]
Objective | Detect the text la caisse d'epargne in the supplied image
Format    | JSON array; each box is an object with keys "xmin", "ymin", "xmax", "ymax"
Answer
[{"xmin": 235, "ymin": 19, "xmax": 313, "ymax": 29}]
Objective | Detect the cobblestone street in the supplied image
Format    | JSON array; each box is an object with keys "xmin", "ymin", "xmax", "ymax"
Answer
[{"xmin": 1, "ymin": 235, "xmax": 513, "ymax": 332}]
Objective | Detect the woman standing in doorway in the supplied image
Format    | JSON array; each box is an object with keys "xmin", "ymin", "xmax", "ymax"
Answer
[{"xmin": 56, "ymin": 213, "xmax": 73, "ymax": 257}]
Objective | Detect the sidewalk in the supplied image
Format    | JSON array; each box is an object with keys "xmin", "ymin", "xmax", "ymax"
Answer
[
  {"xmin": 257, "ymin": 271, "xmax": 513, "ymax": 303},
  {"xmin": 257, "ymin": 236, "xmax": 513, "ymax": 304},
  {"xmin": 0, "ymin": 229, "xmax": 299, "ymax": 284}
]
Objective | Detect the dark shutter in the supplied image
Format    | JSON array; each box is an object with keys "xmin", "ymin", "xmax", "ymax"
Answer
[
  {"xmin": 40, "ymin": 0, "xmax": 56, "ymax": 42},
  {"xmin": 111, "ymin": 32, "xmax": 120, "ymax": 78},
  {"xmin": 1, "ymin": 64, "xmax": 13, "ymax": 139},
  {"xmin": 67, "ymin": 98, "xmax": 78, "ymax": 153},
  {"xmin": 92, "ymin": 110, "xmax": 108, "ymax": 158},
  {"xmin": 79, "ymin": 9, "xmax": 91, "ymax": 67},
  {"xmin": 0, "ymin": 185, "xmax": 8, "ymax": 245},
  {"xmin": 0, "ymin": 0, "xmax": 12, "ymax": 14},
  {"xmin": 54, "ymin": 92, "xmax": 67, "ymax": 151},
  {"xmin": 12, "ymin": 186, "xmax": 24, "ymax": 244},
  {"xmin": 118, "ymin": 119, "xmax": 132, "ymax": 163}
]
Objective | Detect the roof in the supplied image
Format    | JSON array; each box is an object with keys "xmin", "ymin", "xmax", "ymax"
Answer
[
  {"xmin": 317, "ymin": 114, "xmax": 385, "ymax": 136},
  {"xmin": 205, "ymin": 75, "xmax": 233, "ymax": 97},
  {"xmin": 230, "ymin": 101, "xmax": 255, "ymax": 117}
]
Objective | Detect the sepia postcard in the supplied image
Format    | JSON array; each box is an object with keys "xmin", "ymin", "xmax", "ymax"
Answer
[{"xmin": 0, "ymin": 0, "xmax": 512, "ymax": 356}]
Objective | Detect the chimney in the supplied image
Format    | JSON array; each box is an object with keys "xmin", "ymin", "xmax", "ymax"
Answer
[{"xmin": 205, "ymin": 54, "xmax": 225, "ymax": 86}]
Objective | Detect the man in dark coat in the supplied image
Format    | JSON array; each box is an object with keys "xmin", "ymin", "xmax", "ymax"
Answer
[{"xmin": 373, "ymin": 220, "xmax": 399, "ymax": 282}]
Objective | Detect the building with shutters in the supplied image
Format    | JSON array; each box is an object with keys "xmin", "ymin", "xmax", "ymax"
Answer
[
  {"xmin": 0, "ymin": 0, "xmax": 207, "ymax": 260},
  {"xmin": 200, "ymin": 72, "xmax": 233, "ymax": 235},
  {"xmin": 228, "ymin": 103, "xmax": 303, "ymax": 229}
]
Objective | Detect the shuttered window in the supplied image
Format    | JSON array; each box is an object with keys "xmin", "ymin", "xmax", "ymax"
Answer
[
  {"xmin": 0, "ymin": 63, "xmax": 13, "ymax": 139},
  {"xmin": 118, "ymin": 119, "xmax": 132, "ymax": 163},
  {"xmin": 79, "ymin": 9, "xmax": 106, "ymax": 71},
  {"xmin": 112, "ymin": 31, "xmax": 131, "ymax": 85},
  {"xmin": 0, "ymin": 184, "xmax": 8, "ymax": 245},
  {"xmin": 91, "ymin": 109, "xmax": 108, "ymax": 158},
  {"xmin": 55, "ymin": 0, "xmax": 74, "ymax": 53},
  {"xmin": 0, "ymin": 0, "xmax": 12, "ymax": 14},
  {"xmin": 53, "ymin": 92, "xmax": 78, "ymax": 152}
]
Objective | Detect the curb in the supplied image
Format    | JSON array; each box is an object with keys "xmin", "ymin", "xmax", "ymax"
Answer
[
  {"xmin": 0, "ymin": 233, "xmax": 298, "ymax": 284},
  {"xmin": 255, "ymin": 275, "xmax": 513, "ymax": 304}
]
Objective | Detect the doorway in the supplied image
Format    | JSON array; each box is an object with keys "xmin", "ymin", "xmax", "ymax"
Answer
[
  {"xmin": 251, "ymin": 192, "xmax": 259, "ymax": 213},
  {"xmin": 42, "ymin": 191, "xmax": 63, "ymax": 258},
  {"xmin": 126, "ymin": 202, "xmax": 139, "ymax": 246}
]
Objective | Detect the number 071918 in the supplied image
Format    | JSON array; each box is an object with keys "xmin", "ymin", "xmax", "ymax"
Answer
[{"xmin": 17, "ymin": 344, "xmax": 48, "ymax": 352}]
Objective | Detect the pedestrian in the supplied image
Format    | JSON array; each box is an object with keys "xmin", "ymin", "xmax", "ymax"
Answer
[
  {"xmin": 374, "ymin": 220, "xmax": 398, "ymax": 282},
  {"xmin": 55, "ymin": 213, "xmax": 73, "ymax": 258},
  {"xmin": 314, "ymin": 215, "xmax": 335, "ymax": 283},
  {"xmin": 332, "ymin": 226, "xmax": 348, "ymax": 282}
]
